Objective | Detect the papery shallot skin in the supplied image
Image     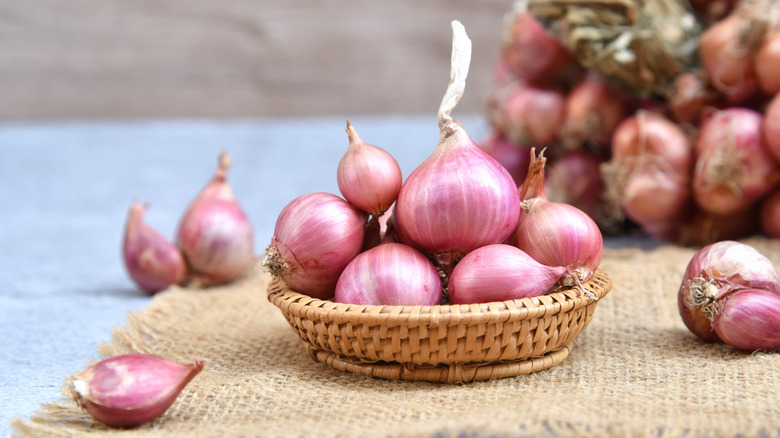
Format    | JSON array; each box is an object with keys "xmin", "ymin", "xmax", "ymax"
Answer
[
  {"xmin": 123, "ymin": 201, "xmax": 186, "ymax": 293},
  {"xmin": 334, "ymin": 243, "xmax": 441, "ymax": 306},
  {"xmin": 678, "ymin": 241, "xmax": 780, "ymax": 342},
  {"xmin": 448, "ymin": 244, "xmax": 566, "ymax": 304},
  {"xmin": 712, "ymin": 289, "xmax": 780, "ymax": 351},
  {"xmin": 264, "ymin": 192, "xmax": 367, "ymax": 299},
  {"xmin": 395, "ymin": 128, "xmax": 521, "ymax": 267},
  {"xmin": 70, "ymin": 354, "xmax": 205, "ymax": 427}
]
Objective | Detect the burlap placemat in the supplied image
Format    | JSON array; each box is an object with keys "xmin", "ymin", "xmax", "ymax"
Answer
[{"xmin": 12, "ymin": 237, "xmax": 780, "ymax": 437}]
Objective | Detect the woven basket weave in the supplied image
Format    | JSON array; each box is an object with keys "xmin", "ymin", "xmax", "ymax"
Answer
[{"xmin": 267, "ymin": 269, "xmax": 612, "ymax": 383}]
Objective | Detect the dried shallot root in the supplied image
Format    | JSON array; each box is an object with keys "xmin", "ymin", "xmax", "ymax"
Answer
[
  {"xmin": 69, "ymin": 354, "xmax": 205, "ymax": 427},
  {"xmin": 678, "ymin": 241, "xmax": 780, "ymax": 351}
]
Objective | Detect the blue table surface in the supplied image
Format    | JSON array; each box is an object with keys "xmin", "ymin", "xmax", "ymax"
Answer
[{"xmin": 0, "ymin": 115, "xmax": 508, "ymax": 436}]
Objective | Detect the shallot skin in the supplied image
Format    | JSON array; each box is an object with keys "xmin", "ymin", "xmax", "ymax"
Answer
[
  {"xmin": 448, "ymin": 244, "xmax": 565, "ymax": 305},
  {"xmin": 713, "ymin": 289, "xmax": 780, "ymax": 351},
  {"xmin": 123, "ymin": 201, "xmax": 186, "ymax": 293},
  {"xmin": 264, "ymin": 192, "xmax": 367, "ymax": 299},
  {"xmin": 334, "ymin": 243, "xmax": 442, "ymax": 306}
]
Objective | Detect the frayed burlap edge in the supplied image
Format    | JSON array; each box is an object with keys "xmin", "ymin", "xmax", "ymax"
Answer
[{"xmin": 12, "ymin": 240, "xmax": 780, "ymax": 438}]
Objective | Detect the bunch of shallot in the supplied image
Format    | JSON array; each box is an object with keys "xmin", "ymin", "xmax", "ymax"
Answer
[
  {"xmin": 123, "ymin": 151, "xmax": 255, "ymax": 293},
  {"xmin": 483, "ymin": 0, "xmax": 780, "ymax": 245},
  {"xmin": 263, "ymin": 21, "xmax": 604, "ymax": 306}
]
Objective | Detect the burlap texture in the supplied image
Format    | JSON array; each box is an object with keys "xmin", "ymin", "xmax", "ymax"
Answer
[{"xmin": 12, "ymin": 237, "xmax": 780, "ymax": 438}]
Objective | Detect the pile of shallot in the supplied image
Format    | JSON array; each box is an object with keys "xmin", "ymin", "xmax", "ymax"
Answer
[
  {"xmin": 263, "ymin": 21, "xmax": 604, "ymax": 306},
  {"xmin": 123, "ymin": 151, "xmax": 255, "ymax": 293},
  {"xmin": 483, "ymin": 0, "xmax": 780, "ymax": 245}
]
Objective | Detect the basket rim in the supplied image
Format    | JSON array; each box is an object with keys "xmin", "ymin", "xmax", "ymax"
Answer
[{"xmin": 267, "ymin": 268, "xmax": 612, "ymax": 326}]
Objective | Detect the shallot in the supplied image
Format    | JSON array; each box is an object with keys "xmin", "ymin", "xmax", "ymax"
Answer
[
  {"xmin": 712, "ymin": 289, "xmax": 780, "ymax": 350},
  {"xmin": 510, "ymin": 197, "xmax": 603, "ymax": 290},
  {"xmin": 122, "ymin": 200, "xmax": 186, "ymax": 293},
  {"xmin": 501, "ymin": 6, "xmax": 576, "ymax": 85},
  {"xmin": 448, "ymin": 244, "xmax": 565, "ymax": 305},
  {"xmin": 666, "ymin": 70, "xmax": 719, "ymax": 125},
  {"xmin": 70, "ymin": 354, "xmax": 204, "ymax": 427},
  {"xmin": 509, "ymin": 150, "xmax": 603, "ymax": 293},
  {"xmin": 698, "ymin": 13, "xmax": 758, "ymax": 103},
  {"xmin": 500, "ymin": 83, "xmax": 566, "ymax": 146},
  {"xmin": 394, "ymin": 21, "xmax": 520, "ymax": 272},
  {"xmin": 601, "ymin": 111, "xmax": 693, "ymax": 228},
  {"xmin": 763, "ymin": 93, "xmax": 780, "ymax": 162},
  {"xmin": 678, "ymin": 241, "xmax": 780, "ymax": 350},
  {"xmin": 560, "ymin": 74, "xmax": 630, "ymax": 154},
  {"xmin": 337, "ymin": 120, "xmax": 402, "ymax": 217},
  {"xmin": 176, "ymin": 152, "xmax": 254, "ymax": 286},
  {"xmin": 479, "ymin": 130, "xmax": 531, "ymax": 186},
  {"xmin": 334, "ymin": 243, "xmax": 441, "ymax": 306},
  {"xmin": 692, "ymin": 108, "xmax": 779, "ymax": 216},
  {"xmin": 755, "ymin": 32, "xmax": 780, "ymax": 95},
  {"xmin": 263, "ymin": 192, "xmax": 367, "ymax": 299},
  {"xmin": 545, "ymin": 151, "xmax": 607, "ymax": 228}
]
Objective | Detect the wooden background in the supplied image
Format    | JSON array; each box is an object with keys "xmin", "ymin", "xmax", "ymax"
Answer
[{"xmin": 0, "ymin": 0, "xmax": 513, "ymax": 120}]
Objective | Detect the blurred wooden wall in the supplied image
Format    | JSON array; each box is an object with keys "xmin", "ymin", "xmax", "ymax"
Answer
[{"xmin": 0, "ymin": 1, "xmax": 512, "ymax": 120}]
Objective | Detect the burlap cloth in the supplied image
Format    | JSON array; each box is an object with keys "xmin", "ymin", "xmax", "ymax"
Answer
[{"xmin": 11, "ymin": 237, "xmax": 780, "ymax": 438}]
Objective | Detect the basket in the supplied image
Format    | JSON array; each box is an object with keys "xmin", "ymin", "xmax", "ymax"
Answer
[{"xmin": 267, "ymin": 269, "xmax": 612, "ymax": 383}]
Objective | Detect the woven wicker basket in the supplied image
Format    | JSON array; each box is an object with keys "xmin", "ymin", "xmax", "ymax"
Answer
[{"xmin": 267, "ymin": 269, "xmax": 612, "ymax": 383}]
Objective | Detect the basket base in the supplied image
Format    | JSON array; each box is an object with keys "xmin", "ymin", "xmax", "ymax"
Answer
[{"xmin": 307, "ymin": 344, "xmax": 572, "ymax": 383}]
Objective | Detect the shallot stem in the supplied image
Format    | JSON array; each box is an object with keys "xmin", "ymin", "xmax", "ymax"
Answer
[
  {"xmin": 438, "ymin": 20, "xmax": 472, "ymax": 140},
  {"xmin": 216, "ymin": 150, "xmax": 231, "ymax": 180}
]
